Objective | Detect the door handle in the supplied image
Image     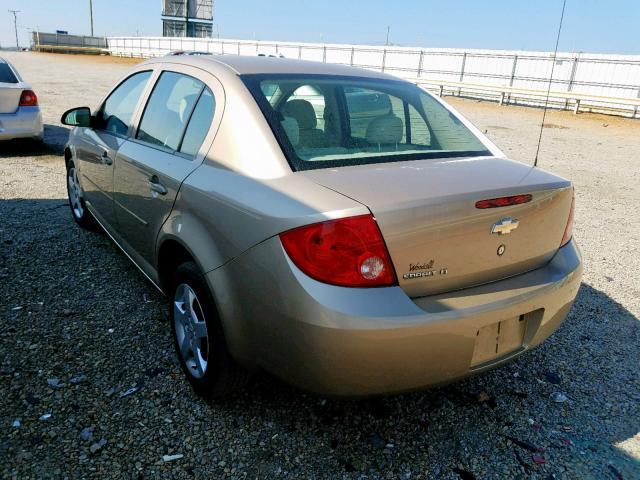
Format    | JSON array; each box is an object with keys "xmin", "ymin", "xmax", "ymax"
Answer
[
  {"xmin": 148, "ymin": 176, "xmax": 168, "ymax": 196},
  {"xmin": 101, "ymin": 150, "xmax": 113, "ymax": 166}
]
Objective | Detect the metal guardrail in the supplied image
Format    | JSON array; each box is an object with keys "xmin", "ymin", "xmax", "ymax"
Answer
[{"xmin": 412, "ymin": 78, "xmax": 640, "ymax": 116}]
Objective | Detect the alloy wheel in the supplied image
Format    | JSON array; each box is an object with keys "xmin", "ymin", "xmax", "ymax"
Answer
[
  {"xmin": 173, "ymin": 283, "xmax": 209, "ymax": 379},
  {"xmin": 67, "ymin": 167, "xmax": 84, "ymax": 219}
]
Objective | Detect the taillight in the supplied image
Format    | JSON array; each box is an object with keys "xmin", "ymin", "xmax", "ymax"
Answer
[
  {"xmin": 279, "ymin": 214, "xmax": 397, "ymax": 288},
  {"xmin": 19, "ymin": 90, "xmax": 38, "ymax": 107},
  {"xmin": 561, "ymin": 191, "xmax": 575, "ymax": 247},
  {"xmin": 475, "ymin": 194, "xmax": 532, "ymax": 209}
]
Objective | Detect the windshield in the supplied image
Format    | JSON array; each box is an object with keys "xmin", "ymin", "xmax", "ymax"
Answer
[{"xmin": 242, "ymin": 74, "xmax": 490, "ymax": 171}]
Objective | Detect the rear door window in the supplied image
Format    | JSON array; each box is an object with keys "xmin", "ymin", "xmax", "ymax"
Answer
[
  {"xmin": 99, "ymin": 71, "xmax": 152, "ymax": 136},
  {"xmin": 0, "ymin": 63, "xmax": 18, "ymax": 83},
  {"xmin": 137, "ymin": 71, "xmax": 204, "ymax": 151},
  {"xmin": 179, "ymin": 88, "xmax": 215, "ymax": 157}
]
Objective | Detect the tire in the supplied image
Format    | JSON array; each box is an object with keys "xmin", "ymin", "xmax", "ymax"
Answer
[
  {"xmin": 66, "ymin": 161, "xmax": 95, "ymax": 229},
  {"xmin": 170, "ymin": 261, "xmax": 245, "ymax": 399}
]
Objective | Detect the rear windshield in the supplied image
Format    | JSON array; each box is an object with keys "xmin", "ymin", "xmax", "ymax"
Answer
[
  {"xmin": 0, "ymin": 63, "xmax": 18, "ymax": 83},
  {"xmin": 242, "ymin": 74, "xmax": 490, "ymax": 171}
]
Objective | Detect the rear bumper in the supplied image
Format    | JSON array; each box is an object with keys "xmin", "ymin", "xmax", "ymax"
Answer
[
  {"xmin": 0, "ymin": 106, "xmax": 43, "ymax": 140},
  {"xmin": 208, "ymin": 237, "xmax": 582, "ymax": 397}
]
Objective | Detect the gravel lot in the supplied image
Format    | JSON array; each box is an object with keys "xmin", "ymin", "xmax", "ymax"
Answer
[{"xmin": 1, "ymin": 52, "xmax": 639, "ymax": 479}]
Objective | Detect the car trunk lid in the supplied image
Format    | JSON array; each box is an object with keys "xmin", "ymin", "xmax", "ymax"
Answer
[
  {"xmin": 300, "ymin": 156, "xmax": 573, "ymax": 297},
  {"xmin": 0, "ymin": 83, "xmax": 26, "ymax": 114}
]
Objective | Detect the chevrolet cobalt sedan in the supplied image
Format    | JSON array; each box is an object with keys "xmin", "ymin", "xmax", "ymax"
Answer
[
  {"xmin": 0, "ymin": 57, "xmax": 43, "ymax": 142},
  {"xmin": 61, "ymin": 55, "xmax": 582, "ymax": 397}
]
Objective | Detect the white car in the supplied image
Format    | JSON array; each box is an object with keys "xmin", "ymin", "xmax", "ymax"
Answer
[{"xmin": 0, "ymin": 57, "xmax": 43, "ymax": 142}]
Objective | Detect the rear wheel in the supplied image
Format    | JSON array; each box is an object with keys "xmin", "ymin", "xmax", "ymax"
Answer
[
  {"xmin": 66, "ymin": 162, "xmax": 95, "ymax": 229},
  {"xmin": 170, "ymin": 261, "xmax": 244, "ymax": 399}
]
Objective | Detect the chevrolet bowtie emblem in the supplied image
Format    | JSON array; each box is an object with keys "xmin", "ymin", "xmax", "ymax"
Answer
[{"xmin": 491, "ymin": 217, "xmax": 519, "ymax": 235}]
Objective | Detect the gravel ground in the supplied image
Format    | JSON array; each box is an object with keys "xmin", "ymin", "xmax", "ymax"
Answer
[{"xmin": 1, "ymin": 52, "xmax": 639, "ymax": 479}]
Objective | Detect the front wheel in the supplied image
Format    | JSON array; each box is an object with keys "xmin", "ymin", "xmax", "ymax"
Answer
[
  {"xmin": 170, "ymin": 261, "xmax": 245, "ymax": 399},
  {"xmin": 66, "ymin": 162, "xmax": 94, "ymax": 229}
]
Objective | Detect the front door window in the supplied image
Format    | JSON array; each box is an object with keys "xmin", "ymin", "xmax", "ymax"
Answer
[{"xmin": 98, "ymin": 70, "xmax": 152, "ymax": 136}]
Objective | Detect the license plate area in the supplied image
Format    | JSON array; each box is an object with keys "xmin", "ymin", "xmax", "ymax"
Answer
[{"xmin": 471, "ymin": 314, "xmax": 529, "ymax": 367}]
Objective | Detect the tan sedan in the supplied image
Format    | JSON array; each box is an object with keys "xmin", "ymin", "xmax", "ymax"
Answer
[{"xmin": 61, "ymin": 54, "xmax": 582, "ymax": 397}]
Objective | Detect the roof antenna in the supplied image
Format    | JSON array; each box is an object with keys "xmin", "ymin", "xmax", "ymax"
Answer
[{"xmin": 534, "ymin": 0, "xmax": 568, "ymax": 167}]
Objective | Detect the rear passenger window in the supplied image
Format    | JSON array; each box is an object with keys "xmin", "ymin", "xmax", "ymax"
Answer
[
  {"xmin": 0, "ymin": 63, "xmax": 18, "ymax": 83},
  {"xmin": 137, "ymin": 72, "xmax": 203, "ymax": 151},
  {"xmin": 179, "ymin": 88, "xmax": 215, "ymax": 157}
]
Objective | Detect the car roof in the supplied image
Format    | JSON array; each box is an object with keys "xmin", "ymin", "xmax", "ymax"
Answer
[{"xmin": 142, "ymin": 54, "xmax": 399, "ymax": 81}]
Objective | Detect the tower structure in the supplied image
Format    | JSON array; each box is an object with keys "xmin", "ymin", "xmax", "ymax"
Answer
[{"xmin": 162, "ymin": 0, "xmax": 213, "ymax": 38}]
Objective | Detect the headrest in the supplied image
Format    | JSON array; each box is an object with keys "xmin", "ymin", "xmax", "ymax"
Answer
[
  {"xmin": 281, "ymin": 116, "xmax": 300, "ymax": 146},
  {"xmin": 365, "ymin": 115, "xmax": 404, "ymax": 145},
  {"xmin": 282, "ymin": 99, "xmax": 317, "ymax": 130}
]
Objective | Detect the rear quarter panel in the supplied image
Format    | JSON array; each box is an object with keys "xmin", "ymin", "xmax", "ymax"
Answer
[{"xmin": 158, "ymin": 165, "xmax": 368, "ymax": 274}]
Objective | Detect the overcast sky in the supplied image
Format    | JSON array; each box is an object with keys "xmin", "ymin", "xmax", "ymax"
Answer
[{"xmin": 1, "ymin": 0, "xmax": 638, "ymax": 54}]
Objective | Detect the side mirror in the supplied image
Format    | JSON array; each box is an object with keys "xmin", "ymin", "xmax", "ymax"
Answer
[{"xmin": 61, "ymin": 107, "xmax": 92, "ymax": 127}]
